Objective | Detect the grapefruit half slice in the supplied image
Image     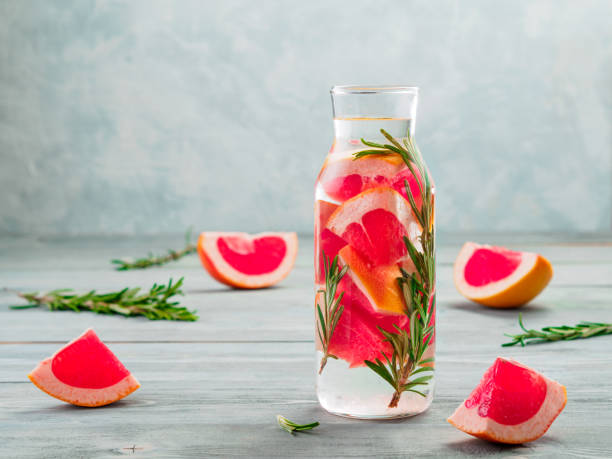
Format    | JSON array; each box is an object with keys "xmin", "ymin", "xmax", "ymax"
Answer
[
  {"xmin": 454, "ymin": 242, "xmax": 553, "ymax": 308},
  {"xmin": 28, "ymin": 329, "xmax": 139, "ymax": 407},
  {"xmin": 448, "ymin": 357, "xmax": 566, "ymax": 444},
  {"xmin": 326, "ymin": 187, "xmax": 421, "ymax": 266},
  {"xmin": 197, "ymin": 232, "xmax": 298, "ymax": 289}
]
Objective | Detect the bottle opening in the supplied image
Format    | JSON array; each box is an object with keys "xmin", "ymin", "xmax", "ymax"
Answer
[
  {"xmin": 330, "ymin": 85, "xmax": 418, "ymax": 129},
  {"xmin": 331, "ymin": 85, "xmax": 419, "ymax": 95}
]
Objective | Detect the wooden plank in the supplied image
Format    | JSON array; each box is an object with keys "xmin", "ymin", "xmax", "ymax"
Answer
[
  {"xmin": 1, "ymin": 235, "xmax": 612, "ymax": 457},
  {"xmin": 2, "ymin": 263, "xmax": 612, "ymax": 343},
  {"xmin": 3, "ymin": 235, "xmax": 612, "ymax": 270},
  {"xmin": 2, "ymin": 279, "xmax": 612, "ymax": 343},
  {"xmin": 1, "ymin": 339, "xmax": 610, "ymax": 458}
]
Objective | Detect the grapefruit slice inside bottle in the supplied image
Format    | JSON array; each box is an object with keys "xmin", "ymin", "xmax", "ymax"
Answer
[
  {"xmin": 318, "ymin": 155, "xmax": 424, "ymax": 209},
  {"xmin": 326, "ymin": 187, "xmax": 421, "ymax": 266}
]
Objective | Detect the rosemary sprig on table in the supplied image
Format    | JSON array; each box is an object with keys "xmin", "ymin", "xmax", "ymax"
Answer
[
  {"xmin": 8, "ymin": 278, "xmax": 198, "ymax": 321},
  {"xmin": 503, "ymin": 313, "xmax": 612, "ymax": 347},
  {"xmin": 276, "ymin": 415, "xmax": 319, "ymax": 434},
  {"xmin": 112, "ymin": 229, "xmax": 196, "ymax": 270},
  {"xmin": 355, "ymin": 129, "xmax": 436, "ymax": 408},
  {"xmin": 316, "ymin": 252, "xmax": 348, "ymax": 374}
]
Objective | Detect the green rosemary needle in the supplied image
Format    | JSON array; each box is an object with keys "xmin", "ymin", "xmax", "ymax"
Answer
[
  {"xmin": 112, "ymin": 228, "xmax": 197, "ymax": 270},
  {"xmin": 9, "ymin": 278, "xmax": 198, "ymax": 321},
  {"xmin": 316, "ymin": 251, "xmax": 348, "ymax": 374},
  {"xmin": 503, "ymin": 313, "xmax": 612, "ymax": 347},
  {"xmin": 276, "ymin": 415, "xmax": 319, "ymax": 434}
]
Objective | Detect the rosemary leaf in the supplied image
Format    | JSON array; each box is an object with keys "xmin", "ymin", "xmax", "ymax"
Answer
[
  {"xmin": 355, "ymin": 129, "xmax": 436, "ymax": 408},
  {"xmin": 8, "ymin": 278, "xmax": 198, "ymax": 321},
  {"xmin": 276, "ymin": 415, "xmax": 319, "ymax": 434},
  {"xmin": 316, "ymin": 251, "xmax": 348, "ymax": 374},
  {"xmin": 503, "ymin": 313, "xmax": 612, "ymax": 347},
  {"xmin": 112, "ymin": 228, "xmax": 197, "ymax": 270}
]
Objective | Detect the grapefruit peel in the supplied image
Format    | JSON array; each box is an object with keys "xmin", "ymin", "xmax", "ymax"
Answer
[
  {"xmin": 448, "ymin": 358, "xmax": 566, "ymax": 444},
  {"xmin": 454, "ymin": 242, "xmax": 553, "ymax": 308},
  {"xmin": 28, "ymin": 329, "xmax": 140, "ymax": 407}
]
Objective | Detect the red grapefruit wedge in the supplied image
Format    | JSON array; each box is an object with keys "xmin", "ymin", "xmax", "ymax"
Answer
[
  {"xmin": 318, "ymin": 245, "xmax": 412, "ymax": 368},
  {"xmin": 454, "ymin": 242, "xmax": 553, "ymax": 308},
  {"xmin": 326, "ymin": 187, "xmax": 421, "ymax": 266},
  {"xmin": 448, "ymin": 358, "xmax": 566, "ymax": 444},
  {"xmin": 28, "ymin": 329, "xmax": 139, "ymax": 407},
  {"xmin": 324, "ymin": 272, "xmax": 410, "ymax": 368},
  {"xmin": 197, "ymin": 232, "xmax": 298, "ymax": 289},
  {"xmin": 318, "ymin": 155, "xmax": 423, "ymax": 208}
]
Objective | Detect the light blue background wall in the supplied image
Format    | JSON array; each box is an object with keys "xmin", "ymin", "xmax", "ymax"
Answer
[{"xmin": 1, "ymin": 0, "xmax": 611, "ymax": 235}]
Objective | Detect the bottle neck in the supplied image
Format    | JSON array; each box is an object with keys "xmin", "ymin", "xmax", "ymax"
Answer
[{"xmin": 333, "ymin": 117, "xmax": 414, "ymax": 142}]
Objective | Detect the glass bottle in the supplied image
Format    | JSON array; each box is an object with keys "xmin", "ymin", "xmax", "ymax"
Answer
[{"xmin": 314, "ymin": 86, "xmax": 435, "ymax": 419}]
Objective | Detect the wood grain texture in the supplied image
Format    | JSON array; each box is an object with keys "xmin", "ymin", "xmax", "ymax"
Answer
[{"xmin": 1, "ymin": 235, "xmax": 612, "ymax": 458}]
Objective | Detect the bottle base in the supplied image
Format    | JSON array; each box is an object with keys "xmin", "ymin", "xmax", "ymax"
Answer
[
  {"xmin": 316, "ymin": 352, "xmax": 435, "ymax": 419},
  {"xmin": 317, "ymin": 385, "xmax": 434, "ymax": 420},
  {"xmin": 322, "ymin": 406, "xmax": 431, "ymax": 421}
]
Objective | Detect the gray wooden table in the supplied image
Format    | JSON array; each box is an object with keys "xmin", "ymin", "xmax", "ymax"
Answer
[{"xmin": 1, "ymin": 234, "xmax": 611, "ymax": 458}]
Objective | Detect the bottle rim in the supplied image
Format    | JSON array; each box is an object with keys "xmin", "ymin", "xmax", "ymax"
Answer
[{"xmin": 331, "ymin": 85, "xmax": 419, "ymax": 95}]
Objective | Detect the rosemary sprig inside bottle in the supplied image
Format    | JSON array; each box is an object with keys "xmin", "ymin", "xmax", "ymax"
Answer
[
  {"xmin": 503, "ymin": 313, "xmax": 612, "ymax": 346},
  {"xmin": 276, "ymin": 415, "xmax": 319, "ymax": 434},
  {"xmin": 112, "ymin": 229, "xmax": 196, "ymax": 270},
  {"xmin": 316, "ymin": 252, "xmax": 348, "ymax": 374},
  {"xmin": 355, "ymin": 129, "xmax": 436, "ymax": 408},
  {"xmin": 8, "ymin": 278, "xmax": 198, "ymax": 321}
]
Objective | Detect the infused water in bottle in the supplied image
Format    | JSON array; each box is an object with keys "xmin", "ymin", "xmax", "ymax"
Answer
[{"xmin": 314, "ymin": 86, "xmax": 435, "ymax": 419}]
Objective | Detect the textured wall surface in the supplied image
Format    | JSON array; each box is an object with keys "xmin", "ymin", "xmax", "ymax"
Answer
[{"xmin": 1, "ymin": 0, "xmax": 611, "ymax": 235}]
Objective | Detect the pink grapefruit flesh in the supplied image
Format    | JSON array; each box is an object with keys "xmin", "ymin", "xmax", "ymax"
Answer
[
  {"xmin": 314, "ymin": 200, "xmax": 346, "ymax": 283},
  {"xmin": 448, "ymin": 358, "xmax": 566, "ymax": 444},
  {"xmin": 326, "ymin": 187, "xmax": 421, "ymax": 266},
  {"xmin": 28, "ymin": 329, "xmax": 140, "ymax": 407},
  {"xmin": 198, "ymin": 232, "xmax": 298, "ymax": 289},
  {"xmin": 454, "ymin": 242, "xmax": 553, "ymax": 308},
  {"xmin": 325, "ymin": 273, "xmax": 409, "ymax": 368}
]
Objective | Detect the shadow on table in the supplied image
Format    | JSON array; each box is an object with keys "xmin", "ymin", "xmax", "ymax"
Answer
[
  {"xmin": 444, "ymin": 437, "xmax": 530, "ymax": 455},
  {"xmin": 186, "ymin": 285, "xmax": 284, "ymax": 294},
  {"xmin": 20, "ymin": 398, "xmax": 148, "ymax": 415},
  {"xmin": 444, "ymin": 435, "xmax": 562, "ymax": 455},
  {"xmin": 445, "ymin": 300, "xmax": 548, "ymax": 316}
]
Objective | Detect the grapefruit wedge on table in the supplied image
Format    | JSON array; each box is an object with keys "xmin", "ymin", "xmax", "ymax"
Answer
[
  {"xmin": 197, "ymin": 232, "xmax": 298, "ymax": 289},
  {"xmin": 29, "ymin": 329, "xmax": 139, "ymax": 407},
  {"xmin": 454, "ymin": 242, "xmax": 553, "ymax": 308},
  {"xmin": 448, "ymin": 358, "xmax": 566, "ymax": 444}
]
